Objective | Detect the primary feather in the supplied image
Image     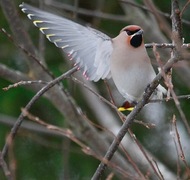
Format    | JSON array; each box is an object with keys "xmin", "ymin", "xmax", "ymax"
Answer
[{"xmin": 19, "ymin": 3, "xmax": 113, "ymax": 81}]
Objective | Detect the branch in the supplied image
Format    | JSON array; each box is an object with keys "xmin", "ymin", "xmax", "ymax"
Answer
[
  {"xmin": 145, "ymin": 43, "xmax": 190, "ymax": 48},
  {"xmin": 45, "ymin": 1, "xmax": 128, "ymax": 22},
  {"xmin": 0, "ymin": 0, "xmax": 54, "ymax": 81},
  {"xmin": 0, "ymin": 0, "xmax": 35, "ymax": 68},
  {"xmin": 0, "ymin": 28, "xmax": 54, "ymax": 79},
  {"xmin": 170, "ymin": 0, "xmax": 190, "ymax": 134},
  {"xmin": 149, "ymin": 94, "xmax": 190, "ymax": 103},
  {"xmin": 0, "ymin": 151, "xmax": 12, "ymax": 180},
  {"xmin": 120, "ymin": 0, "xmax": 190, "ymax": 26},
  {"xmin": 71, "ymin": 76, "xmax": 118, "ymax": 111},
  {"xmin": 171, "ymin": 0, "xmax": 183, "ymax": 43},
  {"xmin": 20, "ymin": 109, "xmax": 133, "ymax": 178},
  {"xmin": 0, "ymin": 64, "xmax": 50, "ymax": 94},
  {"xmin": 3, "ymin": 80, "xmax": 48, "ymax": 91},
  {"xmin": 0, "ymin": 64, "xmax": 29, "ymax": 82},
  {"xmin": 1, "ymin": 66, "xmax": 77, "ymax": 158},
  {"xmin": 0, "ymin": 113, "xmax": 68, "ymax": 137},
  {"xmin": 172, "ymin": 115, "xmax": 190, "ymax": 176}
]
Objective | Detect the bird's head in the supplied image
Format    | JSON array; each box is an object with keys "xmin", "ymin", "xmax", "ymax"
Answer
[{"xmin": 120, "ymin": 25, "xmax": 144, "ymax": 48}]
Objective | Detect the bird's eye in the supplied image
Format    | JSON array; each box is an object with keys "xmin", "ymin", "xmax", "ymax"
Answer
[{"xmin": 125, "ymin": 29, "xmax": 140, "ymax": 36}]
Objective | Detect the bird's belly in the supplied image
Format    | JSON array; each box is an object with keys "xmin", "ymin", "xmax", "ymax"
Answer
[{"xmin": 111, "ymin": 65, "xmax": 155, "ymax": 102}]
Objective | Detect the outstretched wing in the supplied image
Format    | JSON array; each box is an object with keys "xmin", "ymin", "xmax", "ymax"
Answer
[{"xmin": 20, "ymin": 3, "xmax": 113, "ymax": 81}]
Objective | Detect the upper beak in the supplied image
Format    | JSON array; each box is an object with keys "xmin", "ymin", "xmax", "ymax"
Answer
[{"xmin": 134, "ymin": 29, "xmax": 143, "ymax": 36}]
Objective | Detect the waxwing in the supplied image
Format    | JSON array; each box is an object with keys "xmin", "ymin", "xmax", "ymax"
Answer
[{"xmin": 20, "ymin": 3, "xmax": 166, "ymax": 110}]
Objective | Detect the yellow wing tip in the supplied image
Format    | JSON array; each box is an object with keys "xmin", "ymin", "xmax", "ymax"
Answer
[
  {"xmin": 33, "ymin": 20, "xmax": 43, "ymax": 26},
  {"xmin": 46, "ymin": 34, "xmax": 55, "ymax": 38},
  {"xmin": 40, "ymin": 27, "xmax": 49, "ymax": 31}
]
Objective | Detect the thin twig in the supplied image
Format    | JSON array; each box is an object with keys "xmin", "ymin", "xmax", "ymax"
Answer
[
  {"xmin": 134, "ymin": 120, "xmax": 156, "ymax": 129},
  {"xmin": 71, "ymin": 76, "xmax": 187, "ymax": 129},
  {"xmin": 7, "ymin": 136, "xmax": 16, "ymax": 180},
  {"xmin": 45, "ymin": 1, "xmax": 128, "ymax": 22},
  {"xmin": 105, "ymin": 172, "xmax": 114, "ymax": 180},
  {"xmin": 152, "ymin": 159, "xmax": 165, "ymax": 180},
  {"xmin": 3, "ymin": 80, "xmax": 48, "ymax": 91},
  {"xmin": 0, "ymin": 28, "xmax": 54, "ymax": 79},
  {"xmin": 120, "ymin": 0, "xmax": 190, "ymax": 26},
  {"xmin": 128, "ymin": 130, "xmax": 163, "ymax": 180},
  {"xmin": 104, "ymin": 80, "xmax": 116, "ymax": 106},
  {"xmin": 172, "ymin": 115, "xmax": 190, "ymax": 177},
  {"xmin": 21, "ymin": 108, "xmax": 87, "ymax": 148},
  {"xmin": 22, "ymin": 108, "xmax": 134, "ymax": 178},
  {"xmin": 144, "ymin": 0, "xmax": 171, "ymax": 37},
  {"xmin": 171, "ymin": 115, "xmax": 181, "ymax": 178},
  {"xmin": 119, "ymin": 141, "xmax": 146, "ymax": 179},
  {"xmin": 120, "ymin": 0, "xmax": 170, "ymax": 18},
  {"xmin": 82, "ymin": 112, "xmax": 150, "ymax": 178},
  {"xmin": 170, "ymin": 0, "xmax": 190, "ymax": 135},
  {"xmin": 180, "ymin": 0, "xmax": 190, "ymax": 17},
  {"xmin": 149, "ymin": 94, "xmax": 190, "ymax": 103},
  {"xmin": 0, "ymin": 64, "xmax": 30, "ymax": 83},
  {"xmin": 0, "ymin": 151, "xmax": 13, "ymax": 180},
  {"xmin": 1, "ymin": 66, "xmax": 78, "ymax": 158},
  {"xmin": 145, "ymin": 43, "xmax": 190, "ymax": 48},
  {"xmin": 71, "ymin": 76, "xmax": 118, "ymax": 111},
  {"xmin": 85, "ymin": 113, "xmax": 147, "ymax": 179}
]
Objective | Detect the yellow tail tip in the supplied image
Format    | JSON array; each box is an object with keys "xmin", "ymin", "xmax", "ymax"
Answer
[
  {"xmin": 118, "ymin": 107, "xmax": 134, "ymax": 111},
  {"xmin": 118, "ymin": 101, "xmax": 136, "ymax": 111}
]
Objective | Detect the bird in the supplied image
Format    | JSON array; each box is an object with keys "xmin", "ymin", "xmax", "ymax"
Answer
[{"xmin": 19, "ymin": 3, "xmax": 167, "ymax": 111}]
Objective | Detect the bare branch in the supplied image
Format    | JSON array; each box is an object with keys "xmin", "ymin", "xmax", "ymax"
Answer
[
  {"xmin": 0, "ymin": 151, "xmax": 13, "ymax": 180},
  {"xmin": 171, "ymin": 0, "xmax": 183, "ymax": 44},
  {"xmin": 0, "ymin": 28, "xmax": 54, "ymax": 79},
  {"xmin": 172, "ymin": 115, "xmax": 190, "ymax": 177},
  {"xmin": 120, "ymin": 0, "xmax": 190, "ymax": 26},
  {"xmin": 144, "ymin": 0, "xmax": 171, "ymax": 37},
  {"xmin": 71, "ymin": 76, "xmax": 118, "ymax": 111},
  {"xmin": 128, "ymin": 130, "xmax": 163, "ymax": 180},
  {"xmin": 180, "ymin": 0, "xmax": 190, "ymax": 17},
  {"xmin": 3, "ymin": 80, "xmax": 48, "ymax": 91},
  {"xmin": 171, "ymin": 115, "xmax": 181, "ymax": 178},
  {"xmin": 2, "ymin": 66, "xmax": 77, "ymax": 158},
  {"xmin": 0, "ymin": 64, "xmax": 29, "ymax": 82},
  {"xmin": 45, "ymin": 1, "xmax": 128, "ymax": 22},
  {"xmin": 21, "ymin": 108, "xmax": 134, "ymax": 178},
  {"xmin": 170, "ymin": 0, "xmax": 190, "ymax": 134},
  {"xmin": 152, "ymin": 159, "xmax": 165, "ymax": 180},
  {"xmin": 149, "ymin": 94, "xmax": 190, "ymax": 103},
  {"xmin": 21, "ymin": 108, "xmax": 88, "ymax": 149}
]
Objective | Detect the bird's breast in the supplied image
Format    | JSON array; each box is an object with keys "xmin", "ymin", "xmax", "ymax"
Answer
[{"xmin": 110, "ymin": 47, "xmax": 156, "ymax": 102}]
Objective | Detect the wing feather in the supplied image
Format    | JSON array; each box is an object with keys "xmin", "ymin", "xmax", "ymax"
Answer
[{"xmin": 20, "ymin": 3, "xmax": 113, "ymax": 81}]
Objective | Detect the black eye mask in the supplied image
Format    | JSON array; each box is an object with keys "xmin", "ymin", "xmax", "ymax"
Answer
[{"xmin": 130, "ymin": 34, "xmax": 143, "ymax": 48}]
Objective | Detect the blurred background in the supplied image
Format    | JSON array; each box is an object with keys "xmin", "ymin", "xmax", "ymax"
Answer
[{"xmin": 0, "ymin": 0, "xmax": 190, "ymax": 179}]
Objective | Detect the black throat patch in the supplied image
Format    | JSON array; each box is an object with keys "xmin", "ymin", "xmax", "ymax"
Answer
[{"xmin": 130, "ymin": 35, "xmax": 142, "ymax": 48}]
